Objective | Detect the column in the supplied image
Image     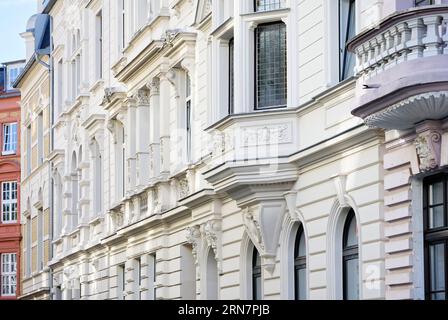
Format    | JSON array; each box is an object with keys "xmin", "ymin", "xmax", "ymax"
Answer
[
  {"xmin": 159, "ymin": 72, "xmax": 171, "ymax": 175},
  {"xmin": 135, "ymin": 89, "xmax": 151, "ymax": 188},
  {"xmin": 125, "ymin": 98, "xmax": 137, "ymax": 193},
  {"xmin": 148, "ymin": 78, "xmax": 161, "ymax": 179}
]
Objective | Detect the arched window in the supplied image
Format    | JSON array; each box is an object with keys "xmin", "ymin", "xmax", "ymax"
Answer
[
  {"xmin": 71, "ymin": 152, "xmax": 79, "ymax": 230},
  {"xmin": 206, "ymin": 248, "xmax": 218, "ymax": 300},
  {"xmin": 294, "ymin": 225, "xmax": 306, "ymax": 300},
  {"xmin": 92, "ymin": 140, "xmax": 103, "ymax": 216},
  {"xmin": 252, "ymin": 248, "xmax": 262, "ymax": 300},
  {"xmin": 342, "ymin": 209, "xmax": 359, "ymax": 300}
]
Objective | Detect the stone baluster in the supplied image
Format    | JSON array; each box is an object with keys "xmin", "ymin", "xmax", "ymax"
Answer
[
  {"xmin": 407, "ymin": 18, "xmax": 426, "ymax": 61},
  {"xmin": 423, "ymin": 15, "xmax": 443, "ymax": 57},
  {"xmin": 396, "ymin": 22, "xmax": 411, "ymax": 64}
]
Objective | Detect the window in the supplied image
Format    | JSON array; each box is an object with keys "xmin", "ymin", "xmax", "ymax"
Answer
[
  {"xmin": 57, "ymin": 59, "xmax": 63, "ymax": 115},
  {"xmin": 1, "ymin": 253, "xmax": 17, "ymax": 296},
  {"xmin": 186, "ymin": 73, "xmax": 192, "ymax": 162},
  {"xmin": 342, "ymin": 209, "xmax": 359, "ymax": 300},
  {"xmin": 254, "ymin": 0, "xmax": 284, "ymax": 12},
  {"xmin": 339, "ymin": 0, "xmax": 356, "ymax": 81},
  {"xmin": 294, "ymin": 225, "xmax": 306, "ymax": 300},
  {"xmin": 252, "ymin": 248, "xmax": 262, "ymax": 300},
  {"xmin": 137, "ymin": 258, "xmax": 142, "ymax": 299},
  {"xmin": 206, "ymin": 249, "xmax": 218, "ymax": 299},
  {"xmin": 26, "ymin": 124, "xmax": 31, "ymax": 175},
  {"xmin": 229, "ymin": 38, "xmax": 234, "ymax": 114},
  {"xmin": 1, "ymin": 182, "xmax": 17, "ymax": 223},
  {"xmin": 71, "ymin": 152, "xmax": 79, "ymax": 230},
  {"xmin": 120, "ymin": 0, "xmax": 126, "ymax": 49},
  {"xmin": 38, "ymin": 112, "xmax": 44, "ymax": 165},
  {"xmin": 415, "ymin": 0, "xmax": 434, "ymax": 6},
  {"xmin": 37, "ymin": 207, "xmax": 43, "ymax": 271},
  {"xmin": 148, "ymin": 253, "xmax": 157, "ymax": 300},
  {"xmin": 93, "ymin": 140, "xmax": 103, "ymax": 215},
  {"xmin": 96, "ymin": 11, "xmax": 103, "ymax": 79},
  {"xmin": 180, "ymin": 244, "xmax": 196, "ymax": 299},
  {"xmin": 423, "ymin": 175, "xmax": 448, "ymax": 300},
  {"xmin": 25, "ymin": 216, "xmax": 31, "ymax": 277},
  {"xmin": 2, "ymin": 123, "xmax": 17, "ymax": 155},
  {"xmin": 6, "ymin": 66, "xmax": 23, "ymax": 91},
  {"xmin": 255, "ymin": 23, "xmax": 287, "ymax": 109},
  {"xmin": 117, "ymin": 264, "xmax": 125, "ymax": 300}
]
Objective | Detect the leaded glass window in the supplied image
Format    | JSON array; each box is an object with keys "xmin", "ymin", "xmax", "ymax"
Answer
[
  {"xmin": 255, "ymin": 22, "xmax": 287, "ymax": 109},
  {"xmin": 254, "ymin": 0, "xmax": 284, "ymax": 12}
]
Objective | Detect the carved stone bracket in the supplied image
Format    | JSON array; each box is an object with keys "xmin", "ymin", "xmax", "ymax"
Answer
[
  {"xmin": 242, "ymin": 200, "xmax": 286, "ymax": 274},
  {"xmin": 415, "ymin": 120, "xmax": 443, "ymax": 172}
]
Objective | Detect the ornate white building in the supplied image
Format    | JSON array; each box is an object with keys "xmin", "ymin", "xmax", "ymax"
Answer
[{"xmin": 15, "ymin": 0, "xmax": 448, "ymax": 300}]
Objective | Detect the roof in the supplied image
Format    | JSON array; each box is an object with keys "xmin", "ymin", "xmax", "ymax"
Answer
[{"xmin": 12, "ymin": 55, "xmax": 37, "ymax": 89}]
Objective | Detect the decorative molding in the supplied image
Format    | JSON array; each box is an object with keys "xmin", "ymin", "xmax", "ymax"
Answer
[
  {"xmin": 331, "ymin": 174, "xmax": 348, "ymax": 207},
  {"xmin": 415, "ymin": 121, "xmax": 443, "ymax": 172},
  {"xmin": 186, "ymin": 225, "xmax": 201, "ymax": 266}
]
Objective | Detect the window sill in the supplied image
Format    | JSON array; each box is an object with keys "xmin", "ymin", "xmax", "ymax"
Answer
[{"xmin": 1, "ymin": 151, "xmax": 16, "ymax": 156}]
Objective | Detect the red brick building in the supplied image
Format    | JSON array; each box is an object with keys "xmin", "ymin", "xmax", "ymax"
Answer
[{"xmin": 0, "ymin": 60, "xmax": 24, "ymax": 299}]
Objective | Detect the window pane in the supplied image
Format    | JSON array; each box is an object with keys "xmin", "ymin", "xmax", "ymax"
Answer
[
  {"xmin": 415, "ymin": 0, "xmax": 434, "ymax": 6},
  {"xmin": 429, "ymin": 243, "xmax": 446, "ymax": 300},
  {"xmin": 255, "ymin": 0, "xmax": 283, "ymax": 12},
  {"xmin": 344, "ymin": 258, "xmax": 359, "ymax": 300},
  {"xmin": 429, "ymin": 182, "xmax": 444, "ymax": 205},
  {"xmin": 295, "ymin": 267, "xmax": 306, "ymax": 300},
  {"xmin": 253, "ymin": 275, "xmax": 262, "ymax": 300},
  {"xmin": 429, "ymin": 206, "xmax": 445, "ymax": 229},
  {"xmin": 339, "ymin": 0, "xmax": 356, "ymax": 81},
  {"xmin": 344, "ymin": 214, "xmax": 358, "ymax": 248},
  {"xmin": 256, "ymin": 23, "xmax": 287, "ymax": 109}
]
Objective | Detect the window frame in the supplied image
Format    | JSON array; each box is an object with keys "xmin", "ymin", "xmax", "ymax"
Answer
[
  {"xmin": 254, "ymin": 21, "xmax": 288, "ymax": 110},
  {"xmin": 423, "ymin": 174, "xmax": 448, "ymax": 300},
  {"xmin": 228, "ymin": 37, "xmax": 235, "ymax": 115},
  {"xmin": 254, "ymin": 0, "xmax": 285, "ymax": 12},
  {"xmin": 186, "ymin": 73, "xmax": 192, "ymax": 163},
  {"xmin": 2, "ymin": 122, "xmax": 18, "ymax": 156},
  {"xmin": 415, "ymin": 0, "xmax": 435, "ymax": 6},
  {"xmin": 1, "ymin": 253, "xmax": 17, "ymax": 297},
  {"xmin": 1, "ymin": 181, "xmax": 18, "ymax": 224}
]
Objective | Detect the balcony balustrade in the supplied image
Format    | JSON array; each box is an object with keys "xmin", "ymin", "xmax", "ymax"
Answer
[{"xmin": 349, "ymin": 5, "xmax": 448, "ymax": 130}]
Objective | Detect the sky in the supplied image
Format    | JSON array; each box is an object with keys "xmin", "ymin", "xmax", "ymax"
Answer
[{"xmin": 0, "ymin": 0, "xmax": 37, "ymax": 63}]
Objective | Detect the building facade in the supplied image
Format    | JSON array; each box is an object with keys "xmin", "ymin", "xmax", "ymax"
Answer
[
  {"xmin": 0, "ymin": 60, "xmax": 24, "ymax": 299},
  {"xmin": 15, "ymin": 0, "xmax": 448, "ymax": 300}
]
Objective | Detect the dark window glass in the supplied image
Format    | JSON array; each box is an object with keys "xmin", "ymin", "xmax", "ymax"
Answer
[
  {"xmin": 229, "ymin": 38, "xmax": 234, "ymax": 114},
  {"xmin": 343, "ymin": 209, "xmax": 359, "ymax": 300},
  {"xmin": 252, "ymin": 247, "xmax": 262, "ymax": 300},
  {"xmin": 255, "ymin": 23, "xmax": 287, "ymax": 109},
  {"xmin": 254, "ymin": 0, "xmax": 283, "ymax": 12},
  {"xmin": 339, "ymin": 0, "xmax": 356, "ymax": 81},
  {"xmin": 423, "ymin": 175, "xmax": 448, "ymax": 300},
  {"xmin": 415, "ymin": 0, "xmax": 434, "ymax": 6},
  {"xmin": 294, "ymin": 225, "xmax": 306, "ymax": 300}
]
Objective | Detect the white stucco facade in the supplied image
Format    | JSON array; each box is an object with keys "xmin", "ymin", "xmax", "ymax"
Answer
[{"xmin": 17, "ymin": 0, "xmax": 448, "ymax": 300}]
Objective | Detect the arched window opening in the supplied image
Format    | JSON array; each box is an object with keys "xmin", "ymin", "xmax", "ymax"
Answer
[
  {"xmin": 252, "ymin": 248, "xmax": 262, "ymax": 300},
  {"xmin": 294, "ymin": 225, "xmax": 306, "ymax": 300},
  {"xmin": 342, "ymin": 209, "xmax": 359, "ymax": 300}
]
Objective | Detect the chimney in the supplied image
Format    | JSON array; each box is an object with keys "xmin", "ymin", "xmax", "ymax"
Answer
[{"xmin": 21, "ymin": 31, "xmax": 35, "ymax": 62}]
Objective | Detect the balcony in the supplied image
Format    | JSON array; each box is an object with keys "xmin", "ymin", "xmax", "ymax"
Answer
[{"xmin": 349, "ymin": 5, "xmax": 448, "ymax": 130}]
